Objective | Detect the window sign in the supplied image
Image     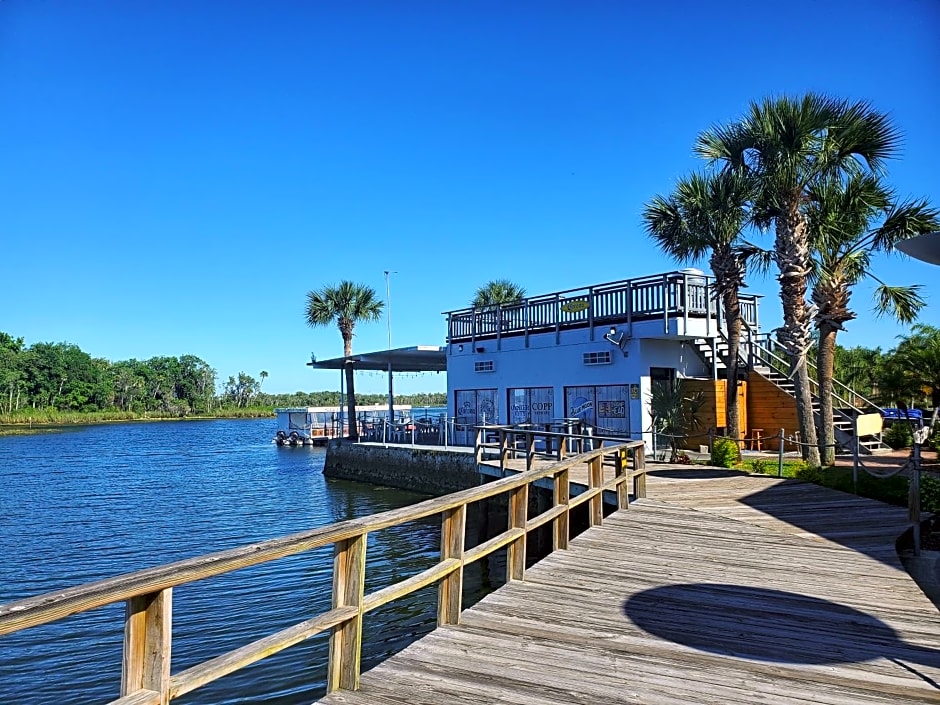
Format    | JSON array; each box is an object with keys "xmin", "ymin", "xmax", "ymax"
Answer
[
  {"xmin": 565, "ymin": 384, "xmax": 630, "ymax": 436},
  {"xmin": 508, "ymin": 387, "xmax": 554, "ymax": 425}
]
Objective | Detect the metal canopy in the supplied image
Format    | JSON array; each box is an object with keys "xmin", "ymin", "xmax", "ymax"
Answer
[
  {"xmin": 897, "ymin": 231, "xmax": 940, "ymax": 265},
  {"xmin": 306, "ymin": 345, "xmax": 447, "ymax": 372}
]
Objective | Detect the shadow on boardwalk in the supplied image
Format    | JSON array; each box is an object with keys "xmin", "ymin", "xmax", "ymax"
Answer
[{"xmin": 319, "ymin": 466, "xmax": 940, "ymax": 705}]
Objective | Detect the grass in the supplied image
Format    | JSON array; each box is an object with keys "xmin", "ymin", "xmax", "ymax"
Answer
[{"xmin": 0, "ymin": 406, "xmax": 275, "ymax": 434}]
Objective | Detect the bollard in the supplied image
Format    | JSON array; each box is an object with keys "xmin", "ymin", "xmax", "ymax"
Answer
[{"xmin": 777, "ymin": 429, "xmax": 784, "ymax": 477}]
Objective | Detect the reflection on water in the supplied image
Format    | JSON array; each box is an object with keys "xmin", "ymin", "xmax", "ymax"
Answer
[{"xmin": 0, "ymin": 418, "xmax": 496, "ymax": 704}]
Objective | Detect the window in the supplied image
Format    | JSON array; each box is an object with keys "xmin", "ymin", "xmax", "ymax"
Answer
[
  {"xmin": 565, "ymin": 384, "xmax": 630, "ymax": 436},
  {"xmin": 474, "ymin": 360, "xmax": 495, "ymax": 372},
  {"xmin": 507, "ymin": 387, "xmax": 554, "ymax": 425},
  {"xmin": 583, "ymin": 351, "xmax": 611, "ymax": 365}
]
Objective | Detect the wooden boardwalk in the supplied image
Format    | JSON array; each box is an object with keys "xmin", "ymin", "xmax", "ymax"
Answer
[{"xmin": 319, "ymin": 467, "xmax": 940, "ymax": 704}]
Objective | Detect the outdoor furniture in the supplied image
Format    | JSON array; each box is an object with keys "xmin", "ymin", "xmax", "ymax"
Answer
[{"xmin": 748, "ymin": 428, "xmax": 764, "ymax": 451}]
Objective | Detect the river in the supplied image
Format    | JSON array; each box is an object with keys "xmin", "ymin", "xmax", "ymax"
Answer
[{"xmin": 0, "ymin": 418, "xmax": 491, "ymax": 704}]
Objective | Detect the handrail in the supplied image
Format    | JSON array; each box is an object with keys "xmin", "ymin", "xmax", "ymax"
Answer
[
  {"xmin": 0, "ymin": 441, "xmax": 645, "ymax": 703},
  {"xmin": 446, "ymin": 270, "xmax": 761, "ymax": 343}
]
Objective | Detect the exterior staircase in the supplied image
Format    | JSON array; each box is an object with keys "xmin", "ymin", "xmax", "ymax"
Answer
[{"xmin": 693, "ymin": 332, "xmax": 891, "ymax": 455}]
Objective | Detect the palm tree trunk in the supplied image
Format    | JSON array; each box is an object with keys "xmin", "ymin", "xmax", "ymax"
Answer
[
  {"xmin": 816, "ymin": 324, "xmax": 838, "ymax": 465},
  {"xmin": 775, "ymin": 208, "xmax": 821, "ymax": 466},
  {"xmin": 344, "ymin": 360, "xmax": 359, "ymax": 441},
  {"xmin": 721, "ymin": 288, "xmax": 742, "ymax": 448}
]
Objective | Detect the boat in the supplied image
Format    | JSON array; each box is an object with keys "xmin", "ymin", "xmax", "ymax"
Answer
[{"xmin": 273, "ymin": 405, "xmax": 413, "ymax": 446}]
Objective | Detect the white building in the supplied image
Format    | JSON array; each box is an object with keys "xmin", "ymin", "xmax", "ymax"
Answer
[{"xmin": 443, "ymin": 269, "xmax": 761, "ymax": 448}]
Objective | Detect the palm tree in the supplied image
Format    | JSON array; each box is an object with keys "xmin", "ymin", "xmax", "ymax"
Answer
[
  {"xmin": 807, "ymin": 174, "xmax": 937, "ymax": 463},
  {"xmin": 305, "ymin": 281, "xmax": 384, "ymax": 440},
  {"xmin": 696, "ymin": 93, "xmax": 902, "ymax": 466},
  {"xmin": 891, "ymin": 324, "xmax": 940, "ymax": 409},
  {"xmin": 643, "ymin": 170, "xmax": 755, "ymax": 446},
  {"xmin": 472, "ymin": 279, "xmax": 527, "ymax": 309},
  {"xmin": 259, "ymin": 370, "xmax": 268, "ymax": 393}
]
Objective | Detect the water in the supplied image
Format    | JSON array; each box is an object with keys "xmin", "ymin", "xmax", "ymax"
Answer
[{"xmin": 0, "ymin": 418, "xmax": 472, "ymax": 704}]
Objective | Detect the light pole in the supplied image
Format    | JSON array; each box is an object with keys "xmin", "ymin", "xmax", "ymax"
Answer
[{"xmin": 384, "ymin": 270, "xmax": 397, "ymax": 426}]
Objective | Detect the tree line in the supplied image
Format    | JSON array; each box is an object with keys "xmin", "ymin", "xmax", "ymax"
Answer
[{"xmin": 0, "ymin": 330, "xmax": 446, "ymax": 419}]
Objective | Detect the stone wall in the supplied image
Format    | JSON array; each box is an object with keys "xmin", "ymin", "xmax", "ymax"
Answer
[{"xmin": 323, "ymin": 441, "xmax": 482, "ymax": 495}]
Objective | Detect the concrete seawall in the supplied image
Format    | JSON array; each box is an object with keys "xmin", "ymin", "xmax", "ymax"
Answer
[{"xmin": 323, "ymin": 441, "xmax": 481, "ymax": 495}]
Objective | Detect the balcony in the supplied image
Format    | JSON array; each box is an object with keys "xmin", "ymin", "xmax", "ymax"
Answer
[{"xmin": 446, "ymin": 270, "xmax": 760, "ymax": 344}]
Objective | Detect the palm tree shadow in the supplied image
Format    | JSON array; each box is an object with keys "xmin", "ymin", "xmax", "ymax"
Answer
[{"xmin": 622, "ymin": 583, "xmax": 940, "ymax": 687}]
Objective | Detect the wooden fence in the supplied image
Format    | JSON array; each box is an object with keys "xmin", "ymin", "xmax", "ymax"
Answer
[{"xmin": 0, "ymin": 440, "xmax": 645, "ymax": 705}]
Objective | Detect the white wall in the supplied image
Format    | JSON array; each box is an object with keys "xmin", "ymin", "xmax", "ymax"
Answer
[{"xmin": 447, "ymin": 325, "xmax": 712, "ymax": 450}]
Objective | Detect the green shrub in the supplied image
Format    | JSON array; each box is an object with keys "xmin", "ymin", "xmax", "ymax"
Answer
[
  {"xmin": 883, "ymin": 422, "xmax": 913, "ymax": 450},
  {"xmin": 793, "ymin": 462, "xmax": 821, "ymax": 483},
  {"xmin": 749, "ymin": 458, "xmax": 775, "ymax": 475},
  {"xmin": 922, "ymin": 474, "xmax": 940, "ymax": 514},
  {"xmin": 710, "ymin": 437, "xmax": 739, "ymax": 468}
]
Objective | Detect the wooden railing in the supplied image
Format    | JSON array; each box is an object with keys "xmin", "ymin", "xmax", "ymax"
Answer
[
  {"xmin": 0, "ymin": 441, "xmax": 645, "ymax": 705},
  {"xmin": 446, "ymin": 269, "xmax": 761, "ymax": 343}
]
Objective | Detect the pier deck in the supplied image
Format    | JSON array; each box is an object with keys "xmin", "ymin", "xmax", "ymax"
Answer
[{"xmin": 318, "ymin": 468, "xmax": 940, "ymax": 704}]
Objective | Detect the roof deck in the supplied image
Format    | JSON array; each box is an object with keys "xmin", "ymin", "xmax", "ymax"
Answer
[{"xmin": 446, "ymin": 270, "xmax": 761, "ymax": 344}]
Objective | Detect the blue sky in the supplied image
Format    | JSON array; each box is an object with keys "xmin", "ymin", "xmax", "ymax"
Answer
[{"xmin": 2, "ymin": 0, "xmax": 938, "ymax": 395}]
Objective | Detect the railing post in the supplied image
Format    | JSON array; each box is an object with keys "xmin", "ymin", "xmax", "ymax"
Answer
[
  {"xmin": 437, "ymin": 505, "xmax": 466, "ymax": 626},
  {"xmin": 474, "ymin": 427, "xmax": 484, "ymax": 464},
  {"xmin": 499, "ymin": 429, "xmax": 509, "ymax": 477},
  {"xmin": 328, "ymin": 534, "xmax": 367, "ymax": 692},
  {"xmin": 662, "ymin": 272, "xmax": 669, "ymax": 334},
  {"xmin": 615, "ymin": 448, "xmax": 629, "ymax": 509},
  {"xmin": 507, "ymin": 484, "xmax": 528, "ymax": 581},
  {"xmin": 122, "ymin": 589, "xmax": 172, "ymax": 704},
  {"xmin": 553, "ymin": 468, "xmax": 570, "ymax": 550},
  {"xmin": 526, "ymin": 431, "xmax": 536, "ymax": 471},
  {"xmin": 777, "ymin": 428, "xmax": 785, "ymax": 477},
  {"xmin": 588, "ymin": 454, "xmax": 603, "ymax": 527},
  {"xmin": 633, "ymin": 445, "xmax": 647, "ymax": 499}
]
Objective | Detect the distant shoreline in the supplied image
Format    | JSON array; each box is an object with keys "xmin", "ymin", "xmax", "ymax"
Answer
[{"xmin": 0, "ymin": 411, "xmax": 275, "ymax": 436}]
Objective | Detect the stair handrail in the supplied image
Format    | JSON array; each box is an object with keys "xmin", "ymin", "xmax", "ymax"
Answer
[{"xmin": 741, "ymin": 323, "xmax": 883, "ymax": 423}]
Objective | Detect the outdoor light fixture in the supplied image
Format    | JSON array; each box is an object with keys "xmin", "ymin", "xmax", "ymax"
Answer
[
  {"xmin": 604, "ymin": 326, "xmax": 629, "ymax": 356},
  {"xmin": 457, "ymin": 344, "xmax": 464, "ymax": 352}
]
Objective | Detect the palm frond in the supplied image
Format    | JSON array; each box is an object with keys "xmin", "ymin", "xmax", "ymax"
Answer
[{"xmin": 873, "ymin": 285, "xmax": 925, "ymax": 324}]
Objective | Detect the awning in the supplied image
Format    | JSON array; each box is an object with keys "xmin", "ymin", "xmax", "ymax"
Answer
[
  {"xmin": 306, "ymin": 345, "xmax": 447, "ymax": 372},
  {"xmin": 897, "ymin": 231, "xmax": 940, "ymax": 265}
]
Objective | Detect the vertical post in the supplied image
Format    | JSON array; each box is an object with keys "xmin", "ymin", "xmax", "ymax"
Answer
[
  {"xmin": 438, "ymin": 505, "xmax": 466, "ymax": 626},
  {"xmin": 499, "ymin": 429, "xmax": 510, "ymax": 477},
  {"xmin": 777, "ymin": 428, "xmax": 785, "ymax": 477},
  {"xmin": 615, "ymin": 448, "xmax": 629, "ymax": 509},
  {"xmin": 526, "ymin": 431, "xmax": 536, "ymax": 471},
  {"xmin": 122, "ymin": 589, "xmax": 172, "ymax": 704},
  {"xmin": 911, "ymin": 443, "xmax": 922, "ymax": 557},
  {"xmin": 662, "ymin": 272, "xmax": 669, "ymax": 334},
  {"xmin": 588, "ymin": 454, "xmax": 603, "ymax": 527},
  {"xmin": 328, "ymin": 534, "xmax": 367, "ymax": 692},
  {"xmin": 474, "ymin": 427, "xmax": 484, "ymax": 464},
  {"xmin": 507, "ymin": 484, "xmax": 528, "ymax": 581},
  {"xmin": 853, "ymin": 427, "xmax": 860, "ymax": 494},
  {"xmin": 633, "ymin": 445, "xmax": 647, "ymax": 499},
  {"xmin": 553, "ymin": 468, "xmax": 570, "ymax": 550},
  {"xmin": 708, "ymin": 427, "xmax": 714, "ymax": 453}
]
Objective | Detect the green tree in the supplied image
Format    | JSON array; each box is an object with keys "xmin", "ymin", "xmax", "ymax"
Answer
[
  {"xmin": 697, "ymin": 93, "xmax": 901, "ymax": 466},
  {"xmin": 305, "ymin": 281, "xmax": 384, "ymax": 440},
  {"xmin": 648, "ymin": 379, "xmax": 705, "ymax": 462},
  {"xmin": 889, "ymin": 324, "xmax": 940, "ymax": 409},
  {"xmin": 471, "ymin": 279, "xmax": 527, "ymax": 309},
  {"xmin": 643, "ymin": 170, "xmax": 756, "ymax": 446},
  {"xmin": 259, "ymin": 370, "xmax": 268, "ymax": 393},
  {"xmin": 807, "ymin": 174, "xmax": 937, "ymax": 462}
]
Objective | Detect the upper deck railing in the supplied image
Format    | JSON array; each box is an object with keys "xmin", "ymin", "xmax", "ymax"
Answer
[{"xmin": 446, "ymin": 270, "xmax": 760, "ymax": 344}]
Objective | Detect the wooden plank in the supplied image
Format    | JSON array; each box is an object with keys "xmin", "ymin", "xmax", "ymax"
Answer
[
  {"xmin": 437, "ymin": 506, "xmax": 465, "ymax": 626},
  {"xmin": 121, "ymin": 589, "xmax": 171, "ymax": 704},
  {"xmin": 507, "ymin": 485, "xmax": 528, "ymax": 581},
  {"xmin": 328, "ymin": 535, "xmax": 367, "ymax": 692}
]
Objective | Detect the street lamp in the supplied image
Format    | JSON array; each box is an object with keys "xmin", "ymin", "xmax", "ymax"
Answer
[{"xmin": 384, "ymin": 270, "xmax": 397, "ymax": 425}]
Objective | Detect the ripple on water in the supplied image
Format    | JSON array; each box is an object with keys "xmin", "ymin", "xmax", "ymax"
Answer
[{"xmin": 0, "ymin": 419, "xmax": 454, "ymax": 704}]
